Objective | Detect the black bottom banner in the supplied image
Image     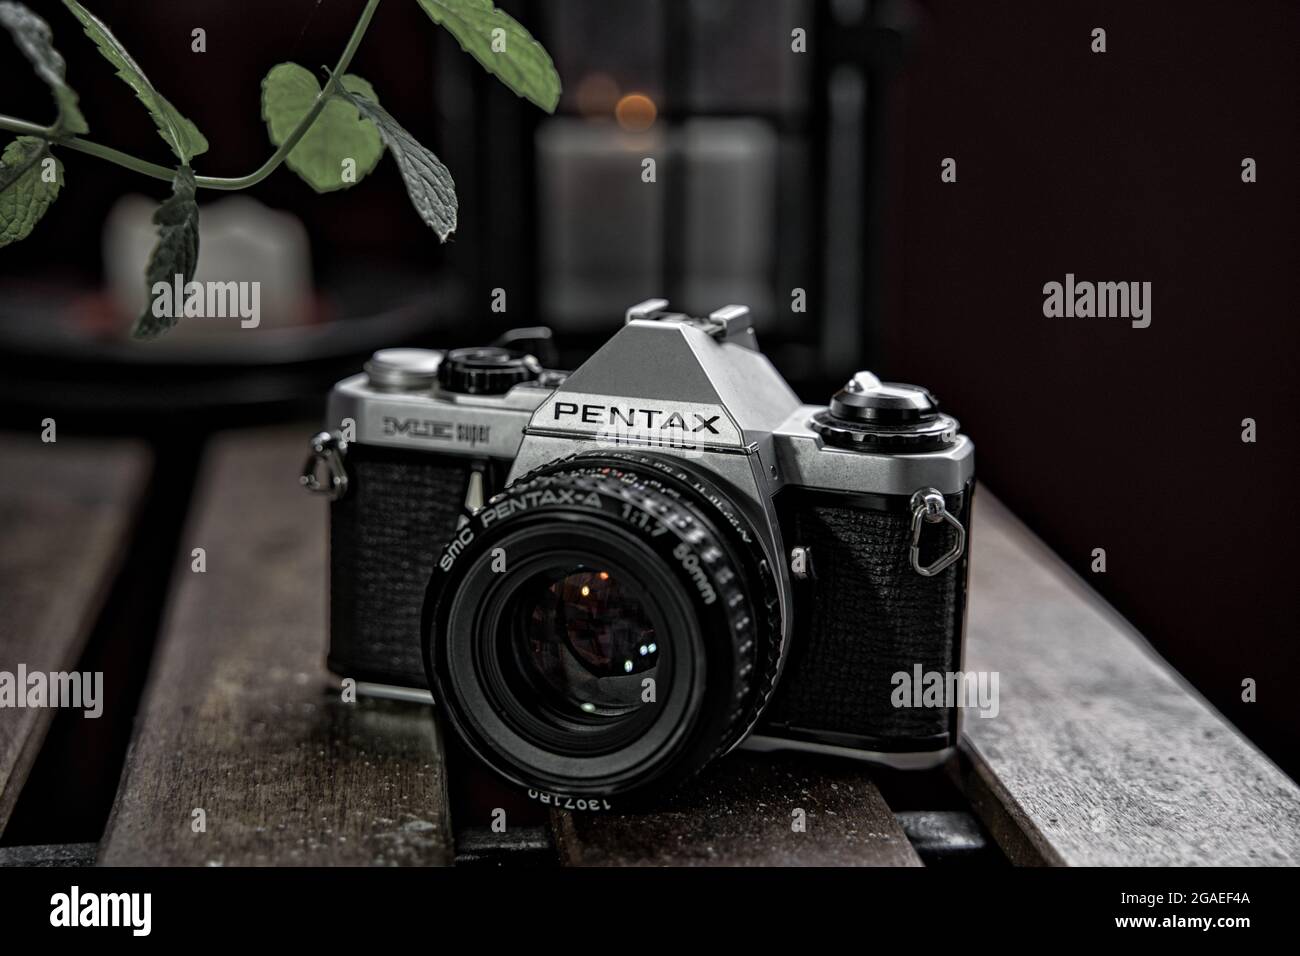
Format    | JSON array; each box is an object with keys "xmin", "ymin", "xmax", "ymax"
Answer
[{"xmin": 0, "ymin": 864, "xmax": 1284, "ymax": 941}]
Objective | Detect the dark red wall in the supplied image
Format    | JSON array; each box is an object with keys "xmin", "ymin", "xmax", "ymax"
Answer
[{"xmin": 877, "ymin": 1, "xmax": 1298, "ymax": 774}]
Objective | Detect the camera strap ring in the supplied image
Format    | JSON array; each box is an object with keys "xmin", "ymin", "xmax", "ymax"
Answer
[
  {"xmin": 909, "ymin": 488, "xmax": 965, "ymax": 577},
  {"xmin": 301, "ymin": 431, "xmax": 350, "ymax": 500}
]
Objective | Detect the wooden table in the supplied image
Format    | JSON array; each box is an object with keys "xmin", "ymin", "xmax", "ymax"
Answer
[{"xmin": 1, "ymin": 427, "xmax": 1297, "ymax": 866}]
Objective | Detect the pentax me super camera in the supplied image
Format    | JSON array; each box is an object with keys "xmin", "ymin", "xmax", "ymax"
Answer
[{"xmin": 305, "ymin": 300, "xmax": 974, "ymax": 807}]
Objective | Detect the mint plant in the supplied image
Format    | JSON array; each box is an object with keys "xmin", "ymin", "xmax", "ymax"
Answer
[{"xmin": 0, "ymin": 0, "xmax": 560, "ymax": 337}]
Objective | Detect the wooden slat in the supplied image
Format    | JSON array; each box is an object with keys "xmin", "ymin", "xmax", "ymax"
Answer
[
  {"xmin": 0, "ymin": 435, "xmax": 148, "ymax": 836},
  {"xmin": 552, "ymin": 751, "xmax": 920, "ymax": 867},
  {"xmin": 99, "ymin": 427, "xmax": 452, "ymax": 866},
  {"xmin": 962, "ymin": 490, "xmax": 1300, "ymax": 866},
  {"xmin": 0, "ymin": 843, "xmax": 97, "ymax": 867}
]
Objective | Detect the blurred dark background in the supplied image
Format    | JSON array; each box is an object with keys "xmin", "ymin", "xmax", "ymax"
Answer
[{"xmin": 0, "ymin": 0, "xmax": 1295, "ymax": 800}]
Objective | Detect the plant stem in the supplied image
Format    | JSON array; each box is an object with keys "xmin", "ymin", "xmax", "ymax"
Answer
[{"xmin": 0, "ymin": 0, "xmax": 382, "ymax": 190}]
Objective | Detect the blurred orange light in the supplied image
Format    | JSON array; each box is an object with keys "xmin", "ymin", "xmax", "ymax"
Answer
[
  {"xmin": 598, "ymin": 571, "xmax": 609, "ymax": 580},
  {"xmin": 615, "ymin": 93, "xmax": 657, "ymax": 132}
]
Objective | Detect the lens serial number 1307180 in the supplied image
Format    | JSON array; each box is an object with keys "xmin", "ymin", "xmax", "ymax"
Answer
[{"xmin": 528, "ymin": 790, "xmax": 613, "ymax": 811}]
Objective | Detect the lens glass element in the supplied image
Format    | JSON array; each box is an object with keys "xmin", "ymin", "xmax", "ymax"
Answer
[{"xmin": 510, "ymin": 564, "xmax": 659, "ymax": 718}]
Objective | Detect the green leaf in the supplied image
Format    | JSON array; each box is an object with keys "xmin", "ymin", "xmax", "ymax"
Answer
[
  {"xmin": 61, "ymin": 0, "xmax": 207, "ymax": 163},
  {"xmin": 0, "ymin": 2, "xmax": 88, "ymax": 135},
  {"xmin": 0, "ymin": 136, "xmax": 62, "ymax": 248},
  {"xmin": 261, "ymin": 63, "xmax": 385, "ymax": 194},
  {"xmin": 133, "ymin": 166, "xmax": 199, "ymax": 339},
  {"xmin": 337, "ymin": 89, "xmax": 457, "ymax": 241},
  {"xmin": 416, "ymin": 0, "xmax": 560, "ymax": 112}
]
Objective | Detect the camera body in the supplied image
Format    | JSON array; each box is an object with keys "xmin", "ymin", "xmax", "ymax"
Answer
[{"xmin": 312, "ymin": 300, "xmax": 974, "ymax": 802}]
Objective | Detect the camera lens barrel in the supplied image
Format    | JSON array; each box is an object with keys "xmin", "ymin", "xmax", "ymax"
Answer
[{"xmin": 422, "ymin": 453, "xmax": 780, "ymax": 804}]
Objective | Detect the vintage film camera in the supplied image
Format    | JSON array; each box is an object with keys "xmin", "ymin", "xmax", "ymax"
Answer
[{"xmin": 305, "ymin": 299, "xmax": 973, "ymax": 805}]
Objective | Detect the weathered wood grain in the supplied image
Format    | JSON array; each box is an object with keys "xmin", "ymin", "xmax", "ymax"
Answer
[
  {"xmin": 895, "ymin": 810, "xmax": 990, "ymax": 863},
  {"xmin": 0, "ymin": 436, "xmax": 148, "ymax": 836},
  {"xmin": 0, "ymin": 843, "xmax": 96, "ymax": 867},
  {"xmin": 963, "ymin": 490, "xmax": 1300, "ymax": 866},
  {"xmin": 99, "ymin": 428, "xmax": 452, "ymax": 866},
  {"xmin": 552, "ymin": 751, "xmax": 921, "ymax": 867}
]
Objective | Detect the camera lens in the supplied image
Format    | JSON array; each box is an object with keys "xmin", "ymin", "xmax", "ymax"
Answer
[
  {"xmin": 469, "ymin": 545, "xmax": 675, "ymax": 758},
  {"xmin": 423, "ymin": 454, "xmax": 781, "ymax": 803},
  {"xmin": 511, "ymin": 565, "xmax": 659, "ymax": 716}
]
